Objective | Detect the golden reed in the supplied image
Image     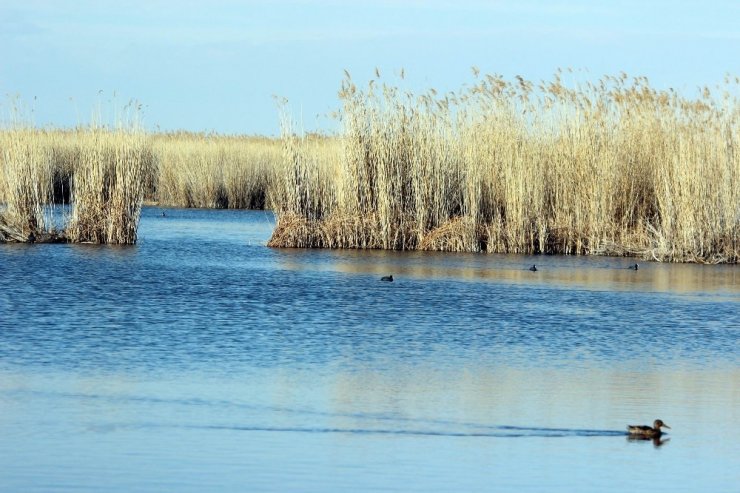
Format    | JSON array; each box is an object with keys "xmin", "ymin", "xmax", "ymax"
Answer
[
  {"xmin": 1, "ymin": 129, "xmax": 279, "ymax": 243},
  {"xmin": 1, "ymin": 127, "xmax": 153, "ymax": 244},
  {"xmin": 268, "ymin": 70, "xmax": 739, "ymax": 263},
  {"xmin": 152, "ymin": 132, "xmax": 279, "ymax": 209}
]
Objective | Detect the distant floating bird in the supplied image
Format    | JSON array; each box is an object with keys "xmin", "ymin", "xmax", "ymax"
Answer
[
  {"xmin": 627, "ymin": 419, "xmax": 670, "ymax": 438},
  {"xmin": 161, "ymin": 211, "xmax": 167, "ymax": 217},
  {"xmin": 380, "ymin": 275, "xmax": 394, "ymax": 282},
  {"xmin": 529, "ymin": 265, "xmax": 537, "ymax": 271},
  {"xmin": 629, "ymin": 263, "xmax": 639, "ymax": 270}
]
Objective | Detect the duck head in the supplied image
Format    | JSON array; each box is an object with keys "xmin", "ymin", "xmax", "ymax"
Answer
[{"xmin": 654, "ymin": 419, "xmax": 670, "ymax": 430}]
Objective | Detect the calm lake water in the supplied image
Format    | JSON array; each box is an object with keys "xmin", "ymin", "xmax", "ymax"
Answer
[{"xmin": 1, "ymin": 208, "xmax": 738, "ymax": 492}]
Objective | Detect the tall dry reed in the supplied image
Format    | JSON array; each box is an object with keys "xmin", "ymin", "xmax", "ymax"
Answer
[
  {"xmin": 1, "ymin": 126, "xmax": 153, "ymax": 244},
  {"xmin": 1, "ymin": 126, "xmax": 279, "ymax": 244},
  {"xmin": 269, "ymin": 70, "xmax": 740, "ymax": 263},
  {"xmin": 153, "ymin": 133, "xmax": 280, "ymax": 209},
  {"xmin": 0, "ymin": 128, "xmax": 56, "ymax": 241},
  {"xmin": 65, "ymin": 128, "xmax": 152, "ymax": 244}
]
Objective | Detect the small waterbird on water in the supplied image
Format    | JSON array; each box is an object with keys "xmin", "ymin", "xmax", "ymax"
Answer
[
  {"xmin": 629, "ymin": 263, "xmax": 639, "ymax": 270},
  {"xmin": 627, "ymin": 419, "xmax": 670, "ymax": 438},
  {"xmin": 529, "ymin": 265, "xmax": 537, "ymax": 271},
  {"xmin": 380, "ymin": 275, "xmax": 393, "ymax": 282}
]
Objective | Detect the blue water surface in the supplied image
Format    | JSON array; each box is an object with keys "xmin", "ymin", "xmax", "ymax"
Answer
[{"xmin": 1, "ymin": 207, "xmax": 738, "ymax": 492}]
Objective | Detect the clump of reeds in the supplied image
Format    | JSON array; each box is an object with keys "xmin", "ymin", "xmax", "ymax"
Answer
[
  {"xmin": 0, "ymin": 128, "xmax": 62, "ymax": 242},
  {"xmin": 1, "ymin": 123, "xmax": 281, "ymax": 245},
  {"xmin": 1, "ymin": 124, "xmax": 153, "ymax": 244},
  {"xmin": 65, "ymin": 128, "xmax": 152, "ymax": 244},
  {"xmin": 153, "ymin": 132, "xmax": 280, "ymax": 209},
  {"xmin": 269, "ymin": 70, "xmax": 740, "ymax": 263}
]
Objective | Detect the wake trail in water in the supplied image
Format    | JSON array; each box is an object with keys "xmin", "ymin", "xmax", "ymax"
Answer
[
  {"xmin": 119, "ymin": 422, "xmax": 627, "ymax": 438},
  {"xmin": 3, "ymin": 388, "xmax": 628, "ymax": 438}
]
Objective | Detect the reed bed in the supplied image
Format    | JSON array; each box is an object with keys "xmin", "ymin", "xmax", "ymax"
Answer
[
  {"xmin": 269, "ymin": 70, "xmax": 740, "ymax": 263},
  {"xmin": 0, "ymin": 127, "xmax": 153, "ymax": 244},
  {"xmin": 152, "ymin": 133, "xmax": 279, "ymax": 209},
  {"xmin": 1, "ymin": 128, "xmax": 280, "ymax": 244}
]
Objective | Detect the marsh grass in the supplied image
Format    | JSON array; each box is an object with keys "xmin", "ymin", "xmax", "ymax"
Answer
[
  {"xmin": 153, "ymin": 133, "xmax": 279, "ymax": 209},
  {"xmin": 1, "ymin": 127, "xmax": 279, "ymax": 244},
  {"xmin": 65, "ymin": 128, "xmax": 152, "ymax": 244},
  {"xmin": 1, "ymin": 127, "xmax": 153, "ymax": 244},
  {"xmin": 0, "ymin": 128, "xmax": 56, "ymax": 241},
  {"xmin": 269, "ymin": 70, "xmax": 740, "ymax": 263}
]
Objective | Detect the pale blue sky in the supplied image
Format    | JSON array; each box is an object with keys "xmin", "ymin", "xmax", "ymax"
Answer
[{"xmin": 1, "ymin": 0, "xmax": 738, "ymax": 134}]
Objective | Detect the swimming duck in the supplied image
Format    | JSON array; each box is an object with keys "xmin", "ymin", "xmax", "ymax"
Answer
[
  {"xmin": 529, "ymin": 265, "xmax": 537, "ymax": 271},
  {"xmin": 627, "ymin": 419, "xmax": 670, "ymax": 437},
  {"xmin": 629, "ymin": 263, "xmax": 639, "ymax": 270},
  {"xmin": 380, "ymin": 275, "xmax": 393, "ymax": 282}
]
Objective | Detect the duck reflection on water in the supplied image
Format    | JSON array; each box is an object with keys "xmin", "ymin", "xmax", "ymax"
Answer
[{"xmin": 627, "ymin": 435, "xmax": 670, "ymax": 447}]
